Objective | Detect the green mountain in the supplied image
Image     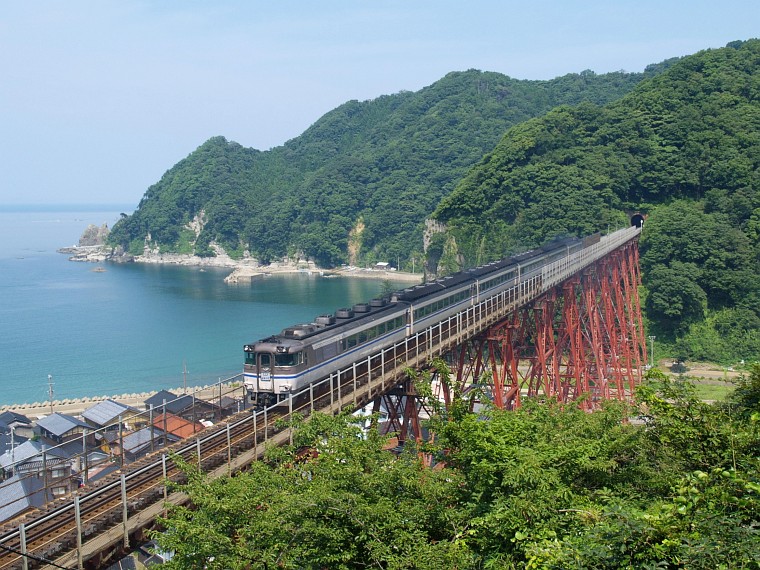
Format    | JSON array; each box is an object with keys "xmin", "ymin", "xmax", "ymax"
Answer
[
  {"xmin": 433, "ymin": 39, "xmax": 760, "ymax": 362},
  {"xmin": 108, "ymin": 66, "xmax": 671, "ymax": 267}
]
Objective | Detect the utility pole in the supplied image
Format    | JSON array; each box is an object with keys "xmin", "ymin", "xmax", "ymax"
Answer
[
  {"xmin": 183, "ymin": 360, "xmax": 188, "ymax": 394},
  {"xmin": 47, "ymin": 374, "xmax": 54, "ymax": 413},
  {"xmin": 648, "ymin": 335, "xmax": 656, "ymax": 369},
  {"xmin": 10, "ymin": 427, "xmax": 15, "ymax": 472}
]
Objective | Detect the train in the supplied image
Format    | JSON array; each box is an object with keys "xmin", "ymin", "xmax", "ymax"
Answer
[{"xmin": 243, "ymin": 232, "xmax": 602, "ymax": 408}]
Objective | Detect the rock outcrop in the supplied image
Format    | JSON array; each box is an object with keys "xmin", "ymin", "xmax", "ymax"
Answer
[{"xmin": 78, "ymin": 223, "xmax": 110, "ymax": 246}]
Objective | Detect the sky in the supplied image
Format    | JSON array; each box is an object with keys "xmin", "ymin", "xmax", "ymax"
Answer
[{"xmin": 1, "ymin": 1, "xmax": 758, "ymax": 207}]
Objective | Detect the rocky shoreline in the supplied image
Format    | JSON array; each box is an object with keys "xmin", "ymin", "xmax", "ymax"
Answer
[{"xmin": 59, "ymin": 243, "xmax": 423, "ymax": 284}]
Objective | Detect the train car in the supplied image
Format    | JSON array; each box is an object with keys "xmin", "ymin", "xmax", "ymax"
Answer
[
  {"xmin": 243, "ymin": 234, "xmax": 583, "ymax": 408},
  {"xmin": 244, "ymin": 300, "xmax": 409, "ymax": 407}
]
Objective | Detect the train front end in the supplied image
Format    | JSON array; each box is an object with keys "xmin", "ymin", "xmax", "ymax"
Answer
[{"xmin": 243, "ymin": 336, "xmax": 308, "ymax": 408}]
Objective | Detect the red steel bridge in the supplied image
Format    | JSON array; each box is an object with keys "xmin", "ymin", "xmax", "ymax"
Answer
[{"xmin": 0, "ymin": 225, "xmax": 645, "ymax": 569}]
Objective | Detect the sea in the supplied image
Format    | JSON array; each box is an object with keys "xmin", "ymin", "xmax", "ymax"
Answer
[{"xmin": 0, "ymin": 205, "xmax": 408, "ymax": 407}]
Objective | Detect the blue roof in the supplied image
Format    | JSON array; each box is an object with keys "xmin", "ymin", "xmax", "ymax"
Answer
[
  {"xmin": 36, "ymin": 413, "xmax": 90, "ymax": 437},
  {"xmin": 0, "ymin": 440, "xmax": 69, "ymax": 471},
  {"xmin": 144, "ymin": 391, "xmax": 194, "ymax": 415},
  {"xmin": 0, "ymin": 411, "xmax": 32, "ymax": 427},
  {"xmin": 0, "ymin": 473, "xmax": 48, "ymax": 523},
  {"xmin": 0, "ymin": 432, "xmax": 27, "ymax": 456},
  {"xmin": 122, "ymin": 427, "xmax": 179, "ymax": 455},
  {"xmin": 82, "ymin": 400, "xmax": 137, "ymax": 426}
]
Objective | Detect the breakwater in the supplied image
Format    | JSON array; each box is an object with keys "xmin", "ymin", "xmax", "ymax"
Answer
[{"xmin": 0, "ymin": 382, "xmax": 244, "ymax": 419}]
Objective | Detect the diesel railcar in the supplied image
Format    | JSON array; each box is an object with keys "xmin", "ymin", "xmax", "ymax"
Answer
[{"xmin": 243, "ymin": 235, "xmax": 588, "ymax": 408}]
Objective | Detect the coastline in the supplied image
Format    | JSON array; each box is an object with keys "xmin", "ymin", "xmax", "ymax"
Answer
[
  {"xmin": 0, "ymin": 383, "xmax": 239, "ymax": 421},
  {"xmin": 59, "ymin": 244, "xmax": 424, "ymax": 284}
]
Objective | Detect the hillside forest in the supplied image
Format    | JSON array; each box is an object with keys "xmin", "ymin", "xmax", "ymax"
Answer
[
  {"xmin": 153, "ymin": 363, "xmax": 760, "ymax": 569},
  {"xmin": 108, "ymin": 40, "xmax": 760, "ymax": 363},
  {"xmin": 434, "ymin": 40, "xmax": 760, "ymax": 364}
]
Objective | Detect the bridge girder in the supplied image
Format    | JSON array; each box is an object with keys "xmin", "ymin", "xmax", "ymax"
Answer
[{"xmin": 372, "ymin": 240, "xmax": 647, "ymax": 441}]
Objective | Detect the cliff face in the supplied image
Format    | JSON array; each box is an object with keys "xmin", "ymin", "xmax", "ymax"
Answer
[{"xmin": 78, "ymin": 224, "xmax": 110, "ymax": 247}]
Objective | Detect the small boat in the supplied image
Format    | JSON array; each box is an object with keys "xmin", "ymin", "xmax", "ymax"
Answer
[{"xmin": 92, "ymin": 266, "xmax": 107, "ymax": 273}]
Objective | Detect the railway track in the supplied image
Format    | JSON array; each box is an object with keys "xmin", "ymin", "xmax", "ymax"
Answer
[
  {"xmin": 0, "ymin": 402, "xmax": 290, "ymax": 570},
  {"xmin": 0, "ymin": 354, "xmax": 409, "ymax": 570},
  {"xmin": 0, "ymin": 227, "xmax": 641, "ymax": 570}
]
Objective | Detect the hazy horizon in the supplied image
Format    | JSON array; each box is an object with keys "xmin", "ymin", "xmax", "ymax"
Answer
[{"xmin": 0, "ymin": 203, "xmax": 137, "ymax": 212}]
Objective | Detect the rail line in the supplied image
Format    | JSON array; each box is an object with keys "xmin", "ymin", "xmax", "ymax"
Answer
[{"xmin": 0, "ymin": 226, "xmax": 641, "ymax": 569}]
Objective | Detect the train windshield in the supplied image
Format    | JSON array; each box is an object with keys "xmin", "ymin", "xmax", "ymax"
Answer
[
  {"xmin": 244, "ymin": 351, "xmax": 256, "ymax": 366},
  {"xmin": 275, "ymin": 351, "xmax": 304, "ymax": 367}
]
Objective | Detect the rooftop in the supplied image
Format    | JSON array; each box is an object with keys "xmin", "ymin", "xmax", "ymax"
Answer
[
  {"xmin": 36, "ymin": 413, "xmax": 90, "ymax": 437},
  {"xmin": 82, "ymin": 400, "xmax": 138, "ymax": 426}
]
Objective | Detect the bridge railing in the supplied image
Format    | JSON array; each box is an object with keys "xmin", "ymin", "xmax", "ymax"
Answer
[{"xmin": 288, "ymin": 226, "xmax": 642, "ymax": 423}]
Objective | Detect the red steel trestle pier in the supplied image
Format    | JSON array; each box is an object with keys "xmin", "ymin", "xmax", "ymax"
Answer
[{"xmin": 376, "ymin": 238, "xmax": 646, "ymax": 444}]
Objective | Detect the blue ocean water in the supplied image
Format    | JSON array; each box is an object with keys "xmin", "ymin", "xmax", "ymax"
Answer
[{"xmin": 0, "ymin": 206, "xmax": 405, "ymax": 406}]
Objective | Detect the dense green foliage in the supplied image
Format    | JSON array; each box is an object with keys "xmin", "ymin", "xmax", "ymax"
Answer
[
  {"xmin": 433, "ymin": 40, "xmax": 760, "ymax": 361},
  {"xmin": 154, "ymin": 364, "xmax": 760, "ymax": 569},
  {"xmin": 109, "ymin": 67, "xmax": 666, "ymax": 267}
]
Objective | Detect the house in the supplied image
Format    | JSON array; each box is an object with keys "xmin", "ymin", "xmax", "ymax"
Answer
[
  {"xmin": 0, "ymin": 440, "xmax": 70, "ymax": 479},
  {"xmin": 82, "ymin": 451, "xmax": 121, "ymax": 486},
  {"xmin": 0, "ymin": 411, "xmax": 34, "ymax": 439},
  {"xmin": 81, "ymin": 450, "xmax": 119, "ymax": 485},
  {"xmin": 219, "ymin": 395, "xmax": 247, "ymax": 417},
  {"xmin": 36, "ymin": 413, "xmax": 94, "ymax": 446},
  {"xmin": 82, "ymin": 400, "xmax": 144, "ymax": 432},
  {"xmin": 0, "ymin": 473, "xmax": 49, "ymax": 523},
  {"xmin": 144, "ymin": 390, "xmax": 219, "ymax": 422},
  {"xmin": 0, "ymin": 440, "xmax": 76, "ymax": 501},
  {"xmin": 152, "ymin": 413, "xmax": 203, "ymax": 440},
  {"xmin": 144, "ymin": 390, "xmax": 190, "ymax": 415},
  {"xmin": 118, "ymin": 428, "xmax": 180, "ymax": 463},
  {"xmin": 0, "ymin": 421, "xmax": 28, "ymax": 456}
]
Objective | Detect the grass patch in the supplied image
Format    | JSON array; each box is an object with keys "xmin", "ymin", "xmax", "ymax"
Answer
[{"xmin": 683, "ymin": 377, "xmax": 734, "ymax": 402}]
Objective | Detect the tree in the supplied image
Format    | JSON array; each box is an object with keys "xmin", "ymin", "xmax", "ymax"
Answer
[
  {"xmin": 155, "ymin": 368, "xmax": 760, "ymax": 569},
  {"xmin": 155, "ymin": 412, "xmax": 473, "ymax": 569},
  {"xmin": 645, "ymin": 262, "xmax": 706, "ymax": 336}
]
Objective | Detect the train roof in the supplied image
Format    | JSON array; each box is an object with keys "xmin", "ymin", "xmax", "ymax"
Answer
[
  {"xmin": 247, "ymin": 301, "xmax": 406, "ymax": 347},
  {"xmin": 393, "ymin": 271, "xmax": 474, "ymax": 302}
]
